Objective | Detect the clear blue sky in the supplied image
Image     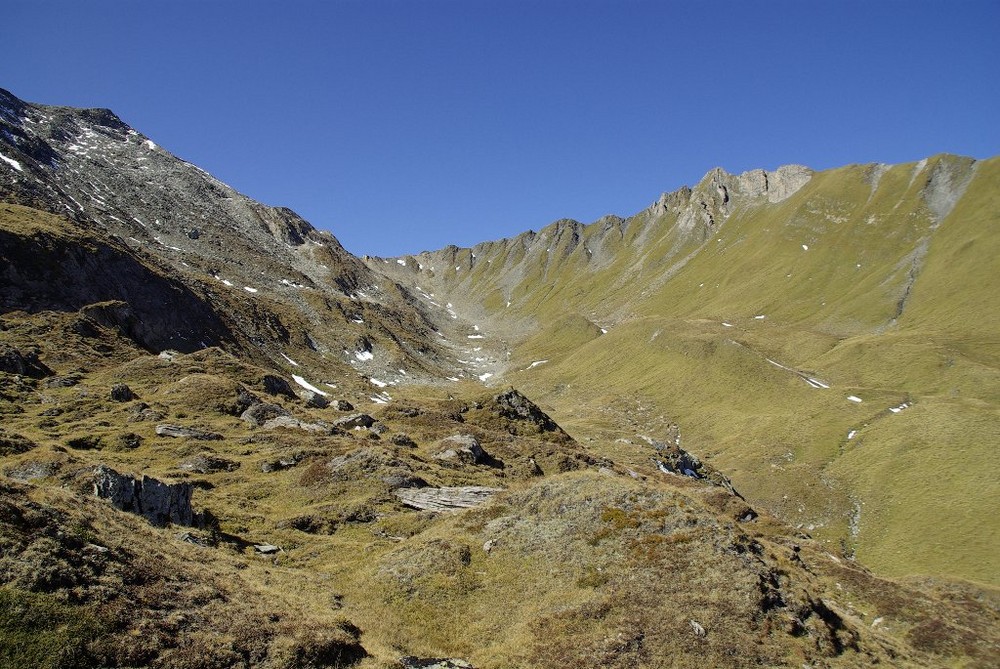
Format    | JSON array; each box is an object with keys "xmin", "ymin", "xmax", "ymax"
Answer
[{"xmin": 5, "ymin": 1, "xmax": 999, "ymax": 257}]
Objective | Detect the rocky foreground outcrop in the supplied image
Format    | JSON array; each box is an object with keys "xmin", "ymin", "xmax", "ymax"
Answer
[{"xmin": 93, "ymin": 464, "xmax": 202, "ymax": 527}]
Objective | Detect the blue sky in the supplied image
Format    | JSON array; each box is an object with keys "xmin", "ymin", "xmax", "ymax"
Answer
[{"xmin": 5, "ymin": 1, "xmax": 999, "ymax": 257}]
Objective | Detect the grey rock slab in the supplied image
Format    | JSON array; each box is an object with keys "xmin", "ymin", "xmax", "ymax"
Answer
[
  {"xmin": 396, "ymin": 486, "xmax": 501, "ymax": 512},
  {"xmin": 155, "ymin": 424, "xmax": 223, "ymax": 440}
]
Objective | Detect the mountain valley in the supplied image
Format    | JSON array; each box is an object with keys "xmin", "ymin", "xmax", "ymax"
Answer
[{"xmin": 1, "ymin": 88, "xmax": 998, "ymax": 668}]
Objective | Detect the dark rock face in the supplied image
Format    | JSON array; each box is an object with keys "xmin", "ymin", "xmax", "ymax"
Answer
[
  {"xmin": 648, "ymin": 438, "xmax": 742, "ymax": 497},
  {"xmin": 0, "ymin": 344, "xmax": 53, "ymax": 378},
  {"xmin": 302, "ymin": 390, "xmax": 329, "ymax": 409},
  {"xmin": 333, "ymin": 413, "xmax": 375, "ymax": 430},
  {"xmin": 262, "ymin": 375, "xmax": 296, "ymax": 398},
  {"xmin": 0, "ymin": 217, "xmax": 233, "ymax": 353},
  {"xmin": 109, "ymin": 383, "xmax": 136, "ymax": 402},
  {"xmin": 93, "ymin": 464, "xmax": 201, "ymax": 527},
  {"xmin": 492, "ymin": 389, "xmax": 561, "ymax": 432}
]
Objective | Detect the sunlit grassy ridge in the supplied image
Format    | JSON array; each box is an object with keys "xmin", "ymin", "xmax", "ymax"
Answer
[{"xmin": 378, "ymin": 155, "xmax": 1000, "ymax": 586}]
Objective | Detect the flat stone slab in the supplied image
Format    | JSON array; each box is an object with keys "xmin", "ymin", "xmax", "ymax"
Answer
[{"xmin": 395, "ymin": 486, "xmax": 502, "ymax": 512}]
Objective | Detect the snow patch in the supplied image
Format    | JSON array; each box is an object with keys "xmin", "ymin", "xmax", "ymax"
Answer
[
  {"xmin": 144, "ymin": 139, "xmax": 157, "ymax": 150},
  {"xmin": 847, "ymin": 395, "xmax": 863, "ymax": 403},
  {"xmin": 0, "ymin": 152, "xmax": 23, "ymax": 172},
  {"xmin": 722, "ymin": 322, "xmax": 733, "ymax": 327},
  {"xmin": 847, "ymin": 430, "xmax": 857, "ymax": 440},
  {"xmin": 292, "ymin": 375, "xmax": 328, "ymax": 396},
  {"xmin": 396, "ymin": 258, "xmax": 406, "ymax": 266},
  {"xmin": 754, "ymin": 315, "xmax": 766, "ymax": 320},
  {"xmin": 355, "ymin": 350, "xmax": 374, "ymax": 362},
  {"xmin": 370, "ymin": 378, "xmax": 387, "ymax": 388},
  {"xmin": 802, "ymin": 244, "xmax": 809, "ymax": 251},
  {"xmin": 478, "ymin": 373, "xmax": 493, "ymax": 382},
  {"xmin": 888, "ymin": 402, "xmax": 910, "ymax": 413},
  {"xmin": 280, "ymin": 353, "xmax": 299, "ymax": 367},
  {"xmin": 243, "ymin": 286, "xmax": 258, "ymax": 293},
  {"xmin": 524, "ymin": 360, "xmax": 548, "ymax": 370},
  {"xmin": 467, "ymin": 334, "xmax": 484, "ymax": 339}
]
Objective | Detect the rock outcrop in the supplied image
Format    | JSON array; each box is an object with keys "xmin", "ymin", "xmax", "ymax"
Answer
[
  {"xmin": 93, "ymin": 464, "xmax": 201, "ymax": 527},
  {"xmin": 395, "ymin": 486, "xmax": 502, "ymax": 512}
]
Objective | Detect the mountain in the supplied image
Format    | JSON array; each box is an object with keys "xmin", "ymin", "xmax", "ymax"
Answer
[
  {"xmin": 372, "ymin": 154, "xmax": 1000, "ymax": 587},
  {"xmin": 1, "ymin": 88, "xmax": 998, "ymax": 669}
]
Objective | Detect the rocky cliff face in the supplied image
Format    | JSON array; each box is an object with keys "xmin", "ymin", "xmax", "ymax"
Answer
[{"xmin": 0, "ymin": 88, "xmax": 455, "ymax": 387}]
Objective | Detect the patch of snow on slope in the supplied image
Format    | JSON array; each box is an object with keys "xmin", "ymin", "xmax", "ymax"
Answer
[
  {"xmin": 144, "ymin": 139, "xmax": 157, "ymax": 150},
  {"xmin": 280, "ymin": 353, "xmax": 299, "ymax": 366},
  {"xmin": 396, "ymin": 258, "xmax": 406, "ymax": 266},
  {"xmin": 355, "ymin": 350, "xmax": 374, "ymax": 362},
  {"xmin": 889, "ymin": 402, "xmax": 910, "ymax": 413},
  {"xmin": 478, "ymin": 373, "xmax": 493, "ymax": 382},
  {"xmin": 370, "ymin": 378, "xmax": 387, "ymax": 388},
  {"xmin": 847, "ymin": 395, "xmax": 863, "ymax": 403},
  {"xmin": 292, "ymin": 375, "xmax": 329, "ymax": 396},
  {"xmin": 467, "ymin": 334, "xmax": 484, "ymax": 339},
  {"xmin": 847, "ymin": 430, "xmax": 857, "ymax": 440},
  {"xmin": 243, "ymin": 286, "xmax": 258, "ymax": 293},
  {"xmin": 0, "ymin": 152, "xmax": 23, "ymax": 172}
]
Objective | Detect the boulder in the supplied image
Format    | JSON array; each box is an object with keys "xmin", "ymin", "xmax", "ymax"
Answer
[
  {"xmin": 492, "ymin": 389, "xmax": 560, "ymax": 432},
  {"xmin": 109, "ymin": 383, "xmax": 136, "ymax": 402},
  {"xmin": 44, "ymin": 375, "xmax": 80, "ymax": 388},
  {"xmin": 0, "ymin": 345, "xmax": 53, "ymax": 378},
  {"xmin": 302, "ymin": 390, "xmax": 329, "ymax": 409},
  {"xmin": 434, "ymin": 434, "xmax": 487, "ymax": 465},
  {"xmin": 396, "ymin": 486, "xmax": 501, "ymax": 512},
  {"xmin": 241, "ymin": 402, "xmax": 290, "ymax": 426},
  {"xmin": 262, "ymin": 374, "xmax": 296, "ymax": 398},
  {"xmin": 333, "ymin": 413, "xmax": 375, "ymax": 430},
  {"xmin": 93, "ymin": 464, "xmax": 201, "ymax": 527},
  {"xmin": 647, "ymin": 438, "xmax": 741, "ymax": 497},
  {"xmin": 262, "ymin": 415, "xmax": 329, "ymax": 433},
  {"xmin": 333, "ymin": 399, "xmax": 354, "ymax": 411},
  {"xmin": 155, "ymin": 424, "xmax": 223, "ymax": 441}
]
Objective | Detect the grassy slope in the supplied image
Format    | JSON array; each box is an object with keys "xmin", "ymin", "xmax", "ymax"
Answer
[{"xmin": 492, "ymin": 156, "xmax": 1000, "ymax": 585}]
